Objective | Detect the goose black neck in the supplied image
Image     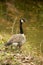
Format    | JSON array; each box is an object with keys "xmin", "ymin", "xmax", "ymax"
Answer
[{"xmin": 20, "ymin": 21, "xmax": 23, "ymax": 34}]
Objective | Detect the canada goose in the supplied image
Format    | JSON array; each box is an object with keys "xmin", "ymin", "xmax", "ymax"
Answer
[{"xmin": 5, "ymin": 19, "xmax": 26, "ymax": 48}]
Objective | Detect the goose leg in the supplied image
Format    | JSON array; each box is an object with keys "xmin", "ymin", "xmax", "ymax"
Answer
[{"xmin": 17, "ymin": 43, "xmax": 22, "ymax": 53}]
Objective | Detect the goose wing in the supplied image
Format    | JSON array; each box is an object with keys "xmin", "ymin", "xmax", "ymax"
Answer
[{"xmin": 5, "ymin": 34, "xmax": 26, "ymax": 46}]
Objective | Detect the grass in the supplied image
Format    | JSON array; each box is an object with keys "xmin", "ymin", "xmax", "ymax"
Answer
[{"xmin": 0, "ymin": 1, "xmax": 43, "ymax": 65}]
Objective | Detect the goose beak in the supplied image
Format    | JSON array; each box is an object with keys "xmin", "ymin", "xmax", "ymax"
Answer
[{"xmin": 23, "ymin": 19, "xmax": 25, "ymax": 22}]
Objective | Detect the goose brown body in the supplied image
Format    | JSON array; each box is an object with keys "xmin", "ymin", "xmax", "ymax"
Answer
[{"xmin": 5, "ymin": 34, "xmax": 26, "ymax": 46}]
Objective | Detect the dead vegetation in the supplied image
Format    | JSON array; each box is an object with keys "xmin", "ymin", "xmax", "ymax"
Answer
[{"xmin": 0, "ymin": 1, "xmax": 43, "ymax": 65}]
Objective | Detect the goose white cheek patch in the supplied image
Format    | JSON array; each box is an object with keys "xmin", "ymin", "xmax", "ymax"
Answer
[{"xmin": 21, "ymin": 19, "xmax": 24, "ymax": 23}]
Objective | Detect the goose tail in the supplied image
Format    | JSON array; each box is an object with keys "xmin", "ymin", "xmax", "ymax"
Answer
[{"xmin": 4, "ymin": 42, "xmax": 12, "ymax": 46}]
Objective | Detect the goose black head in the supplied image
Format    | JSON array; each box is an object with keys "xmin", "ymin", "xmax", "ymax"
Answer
[{"xmin": 20, "ymin": 19, "xmax": 25, "ymax": 23}]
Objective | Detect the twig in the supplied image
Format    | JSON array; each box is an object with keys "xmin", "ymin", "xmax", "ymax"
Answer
[
  {"xmin": 40, "ymin": 40, "xmax": 43, "ymax": 55},
  {"xmin": 12, "ymin": 17, "xmax": 17, "ymax": 34}
]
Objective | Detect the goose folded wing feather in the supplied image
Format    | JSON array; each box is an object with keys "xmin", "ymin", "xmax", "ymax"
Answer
[{"xmin": 7, "ymin": 34, "xmax": 26, "ymax": 44}]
